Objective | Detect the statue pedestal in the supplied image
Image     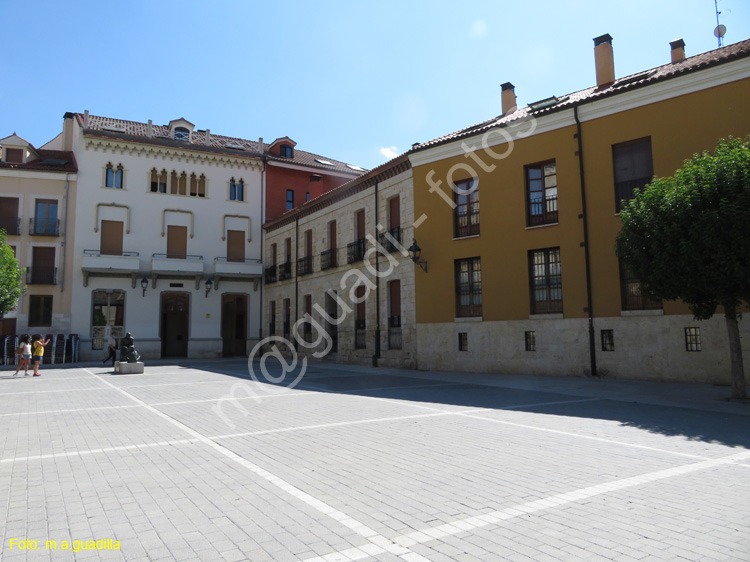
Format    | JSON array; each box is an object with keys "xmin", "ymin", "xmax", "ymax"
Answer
[{"xmin": 114, "ymin": 361, "xmax": 144, "ymax": 374}]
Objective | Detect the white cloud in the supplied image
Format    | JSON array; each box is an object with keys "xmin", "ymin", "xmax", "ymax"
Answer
[
  {"xmin": 469, "ymin": 20, "xmax": 488, "ymax": 38},
  {"xmin": 380, "ymin": 146, "xmax": 399, "ymax": 159}
]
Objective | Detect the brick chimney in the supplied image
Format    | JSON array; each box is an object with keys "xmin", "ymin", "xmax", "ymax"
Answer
[
  {"xmin": 501, "ymin": 82, "xmax": 517, "ymax": 116},
  {"xmin": 593, "ymin": 34, "xmax": 615, "ymax": 87},
  {"xmin": 670, "ymin": 38, "xmax": 686, "ymax": 63}
]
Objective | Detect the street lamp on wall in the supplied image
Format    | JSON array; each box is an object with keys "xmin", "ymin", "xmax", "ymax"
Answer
[
  {"xmin": 408, "ymin": 239, "xmax": 428, "ymax": 272},
  {"xmin": 204, "ymin": 278, "xmax": 213, "ymax": 297},
  {"xmin": 141, "ymin": 277, "xmax": 149, "ymax": 297}
]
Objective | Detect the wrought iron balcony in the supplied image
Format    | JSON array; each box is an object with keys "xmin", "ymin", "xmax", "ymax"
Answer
[
  {"xmin": 27, "ymin": 266, "xmax": 57, "ymax": 285},
  {"xmin": 0, "ymin": 217, "xmax": 21, "ymax": 235},
  {"xmin": 29, "ymin": 218, "xmax": 60, "ymax": 236},
  {"xmin": 347, "ymin": 238, "xmax": 367, "ymax": 264},
  {"xmin": 320, "ymin": 248, "xmax": 337, "ymax": 271},
  {"xmin": 297, "ymin": 256, "xmax": 312, "ymax": 276},
  {"xmin": 278, "ymin": 262, "xmax": 292, "ymax": 281},
  {"xmin": 378, "ymin": 227, "xmax": 402, "ymax": 253},
  {"xmin": 265, "ymin": 266, "xmax": 277, "ymax": 284}
]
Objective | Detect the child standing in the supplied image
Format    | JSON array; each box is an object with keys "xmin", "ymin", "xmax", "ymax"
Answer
[
  {"xmin": 32, "ymin": 335, "xmax": 50, "ymax": 377},
  {"xmin": 13, "ymin": 335, "xmax": 32, "ymax": 376}
]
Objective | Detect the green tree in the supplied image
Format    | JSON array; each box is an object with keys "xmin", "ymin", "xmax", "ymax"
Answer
[
  {"xmin": 0, "ymin": 230, "xmax": 24, "ymax": 318},
  {"xmin": 616, "ymin": 137, "xmax": 750, "ymax": 400}
]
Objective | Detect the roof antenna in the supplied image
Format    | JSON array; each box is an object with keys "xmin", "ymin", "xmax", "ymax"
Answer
[{"xmin": 714, "ymin": 0, "xmax": 726, "ymax": 48}]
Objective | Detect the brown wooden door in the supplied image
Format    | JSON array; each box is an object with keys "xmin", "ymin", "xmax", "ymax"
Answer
[
  {"xmin": 227, "ymin": 230, "xmax": 245, "ymax": 262},
  {"xmin": 100, "ymin": 220, "xmax": 124, "ymax": 255},
  {"xmin": 222, "ymin": 294, "xmax": 247, "ymax": 356},
  {"xmin": 166, "ymin": 225, "xmax": 187, "ymax": 259},
  {"xmin": 161, "ymin": 293, "xmax": 189, "ymax": 357}
]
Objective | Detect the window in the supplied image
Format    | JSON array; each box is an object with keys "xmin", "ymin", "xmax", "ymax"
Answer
[
  {"xmin": 150, "ymin": 169, "xmax": 167, "ymax": 193},
  {"xmin": 174, "ymin": 127, "xmax": 190, "ymax": 141},
  {"xmin": 100, "ymin": 220, "xmax": 124, "ymax": 256},
  {"xmin": 525, "ymin": 331, "xmax": 536, "ymax": 351},
  {"xmin": 91, "ymin": 291, "xmax": 125, "ymax": 349},
  {"xmin": 613, "ymin": 137, "xmax": 653, "ymax": 213},
  {"xmin": 355, "ymin": 285, "xmax": 366, "ymax": 349},
  {"xmin": 29, "ymin": 295, "xmax": 52, "ymax": 326},
  {"xmin": 303, "ymin": 295, "xmax": 313, "ymax": 342},
  {"xmin": 388, "ymin": 280, "xmax": 402, "ymax": 350},
  {"xmin": 269, "ymin": 301, "xmax": 276, "ymax": 336},
  {"xmin": 347, "ymin": 210, "xmax": 366, "ymax": 264},
  {"xmin": 0, "ymin": 197, "xmax": 20, "ymax": 235},
  {"xmin": 455, "ymin": 257, "xmax": 482, "ymax": 317},
  {"xmin": 105, "ymin": 163, "xmax": 124, "ymax": 188},
  {"xmin": 229, "ymin": 178, "xmax": 244, "ymax": 201},
  {"xmin": 619, "ymin": 261, "xmax": 661, "ymax": 311},
  {"xmin": 458, "ymin": 332, "xmax": 468, "ymax": 351},
  {"xmin": 30, "ymin": 247, "xmax": 56, "ymax": 284},
  {"xmin": 33, "ymin": 199, "xmax": 58, "ymax": 235},
  {"xmin": 5, "ymin": 148, "xmax": 23, "ymax": 163},
  {"xmin": 322, "ymin": 221, "xmax": 337, "ymax": 270},
  {"xmin": 280, "ymin": 144, "xmax": 293, "ymax": 158},
  {"xmin": 297, "ymin": 229, "xmax": 312, "ymax": 276},
  {"xmin": 306, "ymin": 192, "xmax": 310, "ymax": 202},
  {"xmin": 454, "ymin": 179, "xmax": 479, "ymax": 237},
  {"xmin": 283, "ymin": 299, "xmax": 291, "ymax": 340},
  {"xmin": 166, "ymin": 225, "xmax": 188, "ymax": 259},
  {"xmin": 601, "ymin": 329, "xmax": 615, "ymax": 351},
  {"xmin": 685, "ymin": 327, "xmax": 701, "ymax": 352},
  {"xmin": 286, "ymin": 189, "xmax": 294, "ymax": 210},
  {"xmin": 227, "ymin": 230, "xmax": 245, "ymax": 262},
  {"xmin": 190, "ymin": 173, "xmax": 198, "ymax": 197},
  {"xmin": 526, "ymin": 161, "xmax": 558, "ymax": 227},
  {"xmin": 529, "ymin": 248, "xmax": 562, "ymax": 314}
]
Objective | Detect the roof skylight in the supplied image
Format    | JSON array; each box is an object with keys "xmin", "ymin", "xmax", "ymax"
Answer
[{"xmin": 315, "ymin": 158, "xmax": 335, "ymax": 166}]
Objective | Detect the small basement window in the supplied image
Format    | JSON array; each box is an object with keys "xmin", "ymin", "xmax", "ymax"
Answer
[{"xmin": 685, "ymin": 327, "xmax": 701, "ymax": 352}]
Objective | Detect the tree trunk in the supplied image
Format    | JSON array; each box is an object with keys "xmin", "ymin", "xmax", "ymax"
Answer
[{"xmin": 724, "ymin": 304, "xmax": 747, "ymax": 400}]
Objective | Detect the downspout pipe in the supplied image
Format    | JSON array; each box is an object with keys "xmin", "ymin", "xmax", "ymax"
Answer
[
  {"xmin": 61, "ymin": 172, "xmax": 71, "ymax": 293},
  {"xmin": 573, "ymin": 105, "xmax": 598, "ymax": 377},
  {"xmin": 259, "ymin": 157, "xmax": 266, "ymax": 342},
  {"xmin": 294, "ymin": 216, "xmax": 299, "ymax": 352},
  {"xmin": 373, "ymin": 181, "xmax": 381, "ymax": 367}
]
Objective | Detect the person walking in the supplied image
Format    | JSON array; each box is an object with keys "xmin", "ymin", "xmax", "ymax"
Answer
[
  {"xmin": 103, "ymin": 334, "xmax": 118, "ymax": 366},
  {"xmin": 13, "ymin": 335, "xmax": 32, "ymax": 377},
  {"xmin": 31, "ymin": 335, "xmax": 50, "ymax": 377}
]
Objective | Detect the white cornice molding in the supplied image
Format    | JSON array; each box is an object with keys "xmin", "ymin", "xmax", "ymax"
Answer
[
  {"xmin": 266, "ymin": 159, "xmax": 360, "ymax": 179},
  {"xmin": 410, "ymin": 57, "xmax": 750, "ymax": 168},
  {"xmin": 0, "ymin": 169, "xmax": 77, "ymax": 181},
  {"xmin": 83, "ymin": 137, "xmax": 264, "ymax": 172}
]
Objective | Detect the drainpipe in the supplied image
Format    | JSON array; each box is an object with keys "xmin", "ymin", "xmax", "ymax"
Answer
[
  {"xmin": 373, "ymin": 181, "xmax": 381, "ymax": 367},
  {"xmin": 61, "ymin": 172, "xmax": 71, "ymax": 294},
  {"xmin": 573, "ymin": 105, "xmax": 598, "ymax": 377},
  {"xmin": 259, "ymin": 157, "xmax": 266, "ymax": 342},
  {"xmin": 294, "ymin": 216, "xmax": 299, "ymax": 352}
]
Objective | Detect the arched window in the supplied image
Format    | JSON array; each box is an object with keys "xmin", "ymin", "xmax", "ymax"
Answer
[
  {"xmin": 190, "ymin": 173, "xmax": 198, "ymax": 196},
  {"xmin": 237, "ymin": 179, "xmax": 244, "ymax": 201},
  {"xmin": 179, "ymin": 172, "xmax": 187, "ymax": 195},
  {"xmin": 105, "ymin": 163, "xmax": 115, "ymax": 187},
  {"xmin": 198, "ymin": 174, "xmax": 206, "ymax": 197},
  {"xmin": 150, "ymin": 169, "xmax": 167, "ymax": 193},
  {"xmin": 114, "ymin": 164, "xmax": 123, "ymax": 189},
  {"xmin": 170, "ymin": 171, "xmax": 179, "ymax": 194},
  {"xmin": 229, "ymin": 178, "xmax": 236, "ymax": 201},
  {"xmin": 229, "ymin": 178, "xmax": 243, "ymax": 201}
]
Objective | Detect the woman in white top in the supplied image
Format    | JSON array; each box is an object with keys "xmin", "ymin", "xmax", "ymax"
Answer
[{"xmin": 14, "ymin": 334, "xmax": 32, "ymax": 377}]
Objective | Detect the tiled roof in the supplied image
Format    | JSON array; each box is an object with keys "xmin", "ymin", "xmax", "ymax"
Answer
[
  {"xmin": 74, "ymin": 113, "xmax": 365, "ymax": 176},
  {"xmin": 0, "ymin": 149, "xmax": 77, "ymax": 173},
  {"xmin": 412, "ymin": 38, "xmax": 750, "ymax": 152}
]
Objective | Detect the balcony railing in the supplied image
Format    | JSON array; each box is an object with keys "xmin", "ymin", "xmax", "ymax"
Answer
[
  {"xmin": 265, "ymin": 266, "xmax": 277, "ymax": 284},
  {"xmin": 83, "ymin": 249, "xmax": 140, "ymax": 257},
  {"xmin": 347, "ymin": 238, "xmax": 367, "ymax": 264},
  {"xmin": 27, "ymin": 266, "xmax": 57, "ymax": 285},
  {"xmin": 0, "ymin": 217, "xmax": 21, "ymax": 235},
  {"xmin": 278, "ymin": 262, "xmax": 292, "ymax": 281},
  {"xmin": 388, "ymin": 315, "xmax": 403, "ymax": 349},
  {"xmin": 152, "ymin": 253, "xmax": 203, "ymax": 261},
  {"xmin": 29, "ymin": 218, "xmax": 60, "ymax": 236},
  {"xmin": 354, "ymin": 327, "xmax": 367, "ymax": 349},
  {"xmin": 297, "ymin": 256, "xmax": 312, "ymax": 276},
  {"xmin": 378, "ymin": 227, "xmax": 402, "ymax": 253},
  {"xmin": 320, "ymin": 248, "xmax": 337, "ymax": 271}
]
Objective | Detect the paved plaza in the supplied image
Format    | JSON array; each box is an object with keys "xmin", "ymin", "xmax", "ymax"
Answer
[{"xmin": 1, "ymin": 359, "xmax": 749, "ymax": 562}]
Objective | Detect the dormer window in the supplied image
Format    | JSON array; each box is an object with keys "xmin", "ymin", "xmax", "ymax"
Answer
[
  {"xmin": 280, "ymin": 144, "xmax": 294, "ymax": 158},
  {"xmin": 174, "ymin": 127, "xmax": 190, "ymax": 142},
  {"xmin": 5, "ymin": 148, "xmax": 23, "ymax": 163}
]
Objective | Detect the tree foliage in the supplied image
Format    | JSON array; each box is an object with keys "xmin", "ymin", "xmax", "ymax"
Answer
[
  {"xmin": 616, "ymin": 137, "xmax": 750, "ymax": 398},
  {"xmin": 0, "ymin": 230, "xmax": 24, "ymax": 317}
]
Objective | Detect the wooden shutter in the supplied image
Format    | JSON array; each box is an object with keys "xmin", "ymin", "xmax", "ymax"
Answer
[
  {"xmin": 227, "ymin": 230, "xmax": 245, "ymax": 262},
  {"xmin": 271, "ymin": 243, "xmax": 277, "ymax": 266},
  {"xmin": 305, "ymin": 229, "xmax": 312, "ymax": 258},
  {"xmin": 0, "ymin": 197, "xmax": 19, "ymax": 219},
  {"xmin": 356, "ymin": 210, "xmax": 365, "ymax": 240},
  {"xmin": 329, "ymin": 221, "xmax": 336, "ymax": 250},
  {"xmin": 32, "ymin": 247, "xmax": 55, "ymax": 284},
  {"xmin": 285, "ymin": 238, "xmax": 292, "ymax": 261},
  {"xmin": 304, "ymin": 294, "xmax": 312, "ymax": 316},
  {"xmin": 100, "ymin": 220, "xmax": 124, "ymax": 256},
  {"xmin": 389, "ymin": 197, "xmax": 401, "ymax": 228},
  {"xmin": 356, "ymin": 285, "xmax": 366, "ymax": 321},
  {"xmin": 389, "ymin": 280, "xmax": 401, "ymax": 318},
  {"xmin": 166, "ymin": 225, "xmax": 187, "ymax": 259}
]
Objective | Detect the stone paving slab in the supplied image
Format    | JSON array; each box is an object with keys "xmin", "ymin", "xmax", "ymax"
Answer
[{"xmin": 1, "ymin": 361, "xmax": 749, "ymax": 562}]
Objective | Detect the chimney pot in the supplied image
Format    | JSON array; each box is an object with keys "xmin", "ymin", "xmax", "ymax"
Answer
[
  {"xmin": 593, "ymin": 34, "xmax": 615, "ymax": 87},
  {"xmin": 147, "ymin": 120, "xmax": 153, "ymax": 138},
  {"xmin": 670, "ymin": 38, "xmax": 686, "ymax": 63},
  {"xmin": 501, "ymin": 82, "xmax": 517, "ymax": 116},
  {"xmin": 83, "ymin": 110, "xmax": 89, "ymax": 128},
  {"xmin": 205, "ymin": 129, "xmax": 211, "ymax": 145},
  {"xmin": 259, "ymin": 137, "xmax": 264, "ymax": 153}
]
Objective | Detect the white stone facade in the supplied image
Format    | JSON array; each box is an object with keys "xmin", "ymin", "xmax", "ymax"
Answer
[{"xmin": 263, "ymin": 161, "xmax": 416, "ymax": 368}]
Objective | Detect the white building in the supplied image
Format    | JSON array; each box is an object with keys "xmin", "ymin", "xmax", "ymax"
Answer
[{"xmin": 49, "ymin": 112, "xmax": 264, "ymax": 360}]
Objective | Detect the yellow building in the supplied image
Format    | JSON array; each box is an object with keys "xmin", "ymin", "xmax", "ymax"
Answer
[{"xmin": 409, "ymin": 36, "xmax": 750, "ymax": 383}]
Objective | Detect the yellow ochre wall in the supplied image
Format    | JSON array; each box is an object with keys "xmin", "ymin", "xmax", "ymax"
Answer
[{"xmin": 412, "ymin": 77, "xmax": 750, "ymax": 325}]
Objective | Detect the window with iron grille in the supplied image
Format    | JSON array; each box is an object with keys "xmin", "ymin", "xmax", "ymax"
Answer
[
  {"xmin": 529, "ymin": 248, "xmax": 562, "ymax": 314},
  {"xmin": 613, "ymin": 137, "xmax": 653, "ymax": 213},
  {"xmin": 601, "ymin": 329, "xmax": 615, "ymax": 351},
  {"xmin": 685, "ymin": 327, "xmax": 701, "ymax": 352},
  {"xmin": 525, "ymin": 331, "xmax": 536, "ymax": 351},
  {"xmin": 455, "ymin": 257, "xmax": 482, "ymax": 317},
  {"xmin": 619, "ymin": 261, "xmax": 661, "ymax": 311},
  {"xmin": 526, "ymin": 162, "xmax": 558, "ymax": 227},
  {"xmin": 269, "ymin": 301, "xmax": 276, "ymax": 336},
  {"xmin": 454, "ymin": 179, "xmax": 479, "ymax": 237},
  {"xmin": 458, "ymin": 332, "xmax": 468, "ymax": 351},
  {"xmin": 354, "ymin": 285, "xmax": 366, "ymax": 349}
]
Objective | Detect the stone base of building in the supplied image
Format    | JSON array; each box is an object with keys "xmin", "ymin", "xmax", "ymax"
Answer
[{"xmin": 114, "ymin": 361, "xmax": 144, "ymax": 374}]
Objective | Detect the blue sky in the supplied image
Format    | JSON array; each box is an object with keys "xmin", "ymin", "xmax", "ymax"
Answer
[{"xmin": 1, "ymin": 0, "xmax": 748, "ymax": 170}]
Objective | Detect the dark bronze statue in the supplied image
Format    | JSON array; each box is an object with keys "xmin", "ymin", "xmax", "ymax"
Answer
[{"xmin": 119, "ymin": 332, "xmax": 141, "ymax": 363}]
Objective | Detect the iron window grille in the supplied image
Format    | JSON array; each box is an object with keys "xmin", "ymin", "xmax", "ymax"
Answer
[
  {"xmin": 525, "ymin": 331, "xmax": 536, "ymax": 351},
  {"xmin": 458, "ymin": 332, "xmax": 468, "ymax": 351},
  {"xmin": 529, "ymin": 248, "xmax": 563, "ymax": 314},
  {"xmin": 601, "ymin": 329, "xmax": 615, "ymax": 351},
  {"xmin": 454, "ymin": 179, "xmax": 480, "ymax": 237},
  {"xmin": 619, "ymin": 262, "xmax": 662, "ymax": 311},
  {"xmin": 320, "ymin": 248, "xmax": 337, "ymax": 270},
  {"xmin": 296, "ymin": 256, "xmax": 312, "ymax": 276},
  {"xmin": 278, "ymin": 262, "xmax": 292, "ymax": 281},
  {"xmin": 264, "ymin": 266, "xmax": 277, "ymax": 284},
  {"xmin": 455, "ymin": 258, "xmax": 482, "ymax": 317},
  {"xmin": 526, "ymin": 162, "xmax": 558, "ymax": 227},
  {"xmin": 388, "ymin": 315, "xmax": 402, "ymax": 350},
  {"xmin": 378, "ymin": 227, "xmax": 402, "ymax": 253},
  {"xmin": 685, "ymin": 327, "xmax": 701, "ymax": 352},
  {"xmin": 347, "ymin": 239, "xmax": 367, "ymax": 264}
]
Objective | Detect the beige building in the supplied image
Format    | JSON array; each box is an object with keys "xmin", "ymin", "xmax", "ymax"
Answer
[
  {"xmin": 0, "ymin": 134, "xmax": 77, "ymax": 337},
  {"xmin": 263, "ymin": 155, "xmax": 417, "ymax": 367}
]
